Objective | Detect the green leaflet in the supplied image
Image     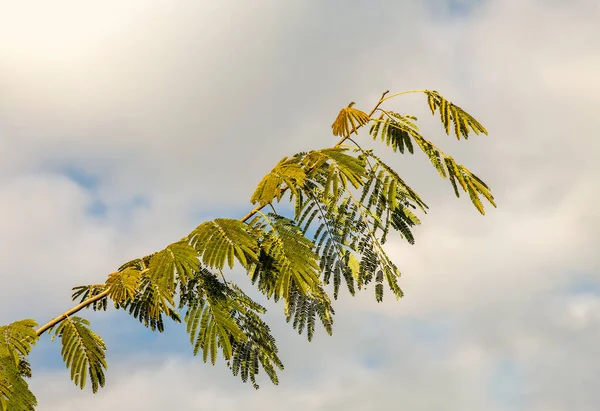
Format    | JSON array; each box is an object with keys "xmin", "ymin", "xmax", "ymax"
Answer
[
  {"xmin": 119, "ymin": 273, "xmax": 181, "ymax": 332},
  {"xmin": 71, "ymin": 284, "xmax": 108, "ymax": 311},
  {"xmin": 301, "ymin": 148, "xmax": 367, "ymax": 193},
  {"xmin": 112, "ymin": 254, "xmax": 180, "ymax": 331},
  {"xmin": 103, "ymin": 250, "xmax": 182, "ymax": 331},
  {"xmin": 0, "ymin": 357, "xmax": 36, "ymax": 411},
  {"xmin": 250, "ymin": 148, "xmax": 367, "ymax": 209},
  {"xmin": 291, "ymin": 147, "xmax": 424, "ymax": 302},
  {"xmin": 148, "ymin": 240, "xmax": 199, "ymax": 293},
  {"xmin": 368, "ymin": 104, "xmax": 495, "ymax": 215},
  {"xmin": 425, "ymin": 90, "xmax": 487, "ymax": 139},
  {"xmin": 247, "ymin": 247, "xmax": 280, "ymax": 301},
  {"xmin": 249, "ymin": 213, "xmax": 322, "ymax": 306},
  {"xmin": 294, "ymin": 147, "xmax": 414, "ymax": 301},
  {"xmin": 179, "ymin": 270, "xmax": 283, "ymax": 389},
  {"xmin": 331, "ymin": 103, "xmax": 371, "ymax": 138},
  {"xmin": 105, "ymin": 267, "xmax": 141, "ymax": 307},
  {"xmin": 230, "ymin": 311, "xmax": 284, "ymax": 389},
  {"xmin": 358, "ymin": 162, "xmax": 421, "ymax": 246},
  {"xmin": 190, "ymin": 218, "xmax": 259, "ymax": 270},
  {"xmin": 183, "ymin": 271, "xmax": 246, "ymax": 363},
  {"xmin": 247, "ymin": 212, "xmax": 335, "ymax": 339},
  {"xmin": 0, "ymin": 320, "xmax": 38, "ymax": 411},
  {"xmin": 51, "ymin": 317, "xmax": 106, "ymax": 393},
  {"xmin": 0, "ymin": 320, "xmax": 37, "ymax": 360},
  {"xmin": 250, "ymin": 157, "xmax": 307, "ymax": 206},
  {"xmin": 369, "ymin": 111, "xmax": 416, "ymax": 154},
  {"xmin": 295, "ymin": 186, "xmax": 359, "ymax": 299},
  {"xmin": 286, "ymin": 285, "xmax": 334, "ymax": 342}
]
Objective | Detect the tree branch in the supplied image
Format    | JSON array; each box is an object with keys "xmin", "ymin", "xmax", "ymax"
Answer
[
  {"xmin": 241, "ymin": 90, "xmax": 389, "ymax": 222},
  {"xmin": 36, "ymin": 289, "xmax": 110, "ymax": 337},
  {"xmin": 34, "ymin": 89, "xmax": 392, "ymax": 337}
]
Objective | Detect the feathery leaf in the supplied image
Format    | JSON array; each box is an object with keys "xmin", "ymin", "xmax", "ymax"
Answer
[
  {"xmin": 190, "ymin": 219, "xmax": 259, "ymax": 270},
  {"xmin": 105, "ymin": 268, "xmax": 141, "ymax": 307},
  {"xmin": 249, "ymin": 213, "xmax": 322, "ymax": 308},
  {"xmin": 118, "ymin": 271, "xmax": 181, "ymax": 332},
  {"xmin": 251, "ymin": 156, "xmax": 306, "ymax": 206},
  {"xmin": 179, "ymin": 269, "xmax": 283, "ymax": 389},
  {"xmin": 331, "ymin": 103, "xmax": 371, "ymax": 138},
  {"xmin": 52, "ymin": 317, "xmax": 107, "ymax": 393},
  {"xmin": 71, "ymin": 284, "xmax": 108, "ymax": 311},
  {"xmin": 0, "ymin": 320, "xmax": 38, "ymax": 411},
  {"xmin": 424, "ymin": 90, "xmax": 488, "ymax": 140}
]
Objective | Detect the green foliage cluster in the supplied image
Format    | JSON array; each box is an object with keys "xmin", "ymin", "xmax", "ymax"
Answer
[
  {"xmin": 0, "ymin": 90, "xmax": 495, "ymax": 409},
  {"xmin": 1, "ymin": 320, "xmax": 38, "ymax": 411}
]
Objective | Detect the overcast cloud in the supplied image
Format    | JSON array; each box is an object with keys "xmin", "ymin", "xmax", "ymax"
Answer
[{"xmin": 1, "ymin": 0, "xmax": 599, "ymax": 410}]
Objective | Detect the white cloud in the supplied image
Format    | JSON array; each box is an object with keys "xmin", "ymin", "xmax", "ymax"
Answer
[
  {"xmin": 30, "ymin": 317, "xmax": 497, "ymax": 411},
  {"xmin": 0, "ymin": 175, "xmax": 115, "ymax": 322},
  {"xmin": 1, "ymin": 0, "xmax": 599, "ymax": 409}
]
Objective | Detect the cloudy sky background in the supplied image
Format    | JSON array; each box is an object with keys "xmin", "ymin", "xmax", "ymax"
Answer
[{"xmin": 1, "ymin": 0, "xmax": 599, "ymax": 409}]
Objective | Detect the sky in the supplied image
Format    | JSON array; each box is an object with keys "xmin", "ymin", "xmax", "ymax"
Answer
[{"xmin": 0, "ymin": 0, "xmax": 599, "ymax": 410}]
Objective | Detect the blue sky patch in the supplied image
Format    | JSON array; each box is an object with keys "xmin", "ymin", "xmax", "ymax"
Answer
[
  {"xmin": 445, "ymin": 0, "xmax": 485, "ymax": 16},
  {"xmin": 58, "ymin": 165, "xmax": 100, "ymax": 191},
  {"xmin": 425, "ymin": 0, "xmax": 486, "ymax": 19},
  {"xmin": 566, "ymin": 279, "xmax": 600, "ymax": 296},
  {"xmin": 488, "ymin": 357, "xmax": 524, "ymax": 408},
  {"xmin": 86, "ymin": 200, "xmax": 108, "ymax": 218},
  {"xmin": 357, "ymin": 315, "xmax": 456, "ymax": 370},
  {"xmin": 30, "ymin": 309, "xmax": 191, "ymax": 372}
]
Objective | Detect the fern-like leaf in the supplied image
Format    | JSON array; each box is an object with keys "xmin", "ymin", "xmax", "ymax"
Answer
[
  {"xmin": 111, "ymin": 255, "xmax": 181, "ymax": 331},
  {"xmin": 0, "ymin": 320, "xmax": 37, "ymax": 360},
  {"xmin": 189, "ymin": 219, "xmax": 258, "ymax": 270},
  {"xmin": 0, "ymin": 357, "xmax": 37, "ymax": 411},
  {"xmin": 248, "ymin": 213, "xmax": 322, "ymax": 309},
  {"xmin": 119, "ymin": 272, "xmax": 181, "ymax": 332},
  {"xmin": 425, "ymin": 90, "xmax": 488, "ymax": 139},
  {"xmin": 295, "ymin": 187, "xmax": 358, "ymax": 299},
  {"xmin": 0, "ymin": 320, "xmax": 38, "ymax": 411},
  {"xmin": 331, "ymin": 102, "xmax": 371, "ymax": 138},
  {"xmin": 148, "ymin": 240, "xmax": 199, "ymax": 296},
  {"xmin": 71, "ymin": 284, "xmax": 108, "ymax": 311},
  {"xmin": 302, "ymin": 148, "xmax": 367, "ymax": 197},
  {"xmin": 179, "ymin": 270, "xmax": 283, "ymax": 389},
  {"xmin": 230, "ymin": 308, "xmax": 283, "ymax": 389},
  {"xmin": 286, "ymin": 285, "xmax": 334, "ymax": 341},
  {"xmin": 52, "ymin": 317, "xmax": 107, "ymax": 393},
  {"xmin": 105, "ymin": 268, "xmax": 141, "ymax": 307},
  {"xmin": 250, "ymin": 156, "xmax": 306, "ymax": 206},
  {"xmin": 369, "ymin": 111, "xmax": 495, "ymax": 215},
  {"xmin": 290, "ymin": 145, "xmax": 426, "ymax": 302},
  {"xmin": 369, "ymin": 112, "xmax": 416, "ymax": 154},
  {"xmin": 183, "ymin": 271, "xmax": 246, "ymax": 364}
]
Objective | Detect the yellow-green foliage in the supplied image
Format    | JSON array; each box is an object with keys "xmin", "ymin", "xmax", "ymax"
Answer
[
  {"xmin": 370, "ymin": 92, "xmax": 495, "ymax": 214},
  {"xmin": 0, "ymin": 89, "xmax": 495, "ymax": 409},
  {"xmin": 0, "ymin": 320, "xmax": 38, "ymax": 411},
  {"xmin": 190, "ymin": 219, "xmax": 259, "ymax": 270},
  {"xmin": 331, "ymin": 102, "xmax": 371, "ymax": 138},
  {"xmin": 50, "ymin": 317, "xmax": 107, "ymax": 393}
]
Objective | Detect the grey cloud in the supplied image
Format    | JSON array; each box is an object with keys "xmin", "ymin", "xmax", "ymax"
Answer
[{"xmin": 1, "ymin": 0, "xmax": 600, "ymax": 409}]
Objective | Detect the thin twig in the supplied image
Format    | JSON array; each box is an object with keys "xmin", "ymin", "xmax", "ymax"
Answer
[
  {"xmin": 36, "ymin": 290, "xmax": 110, "ymax": 336},
  {"xmin": 240, "ymin": 90, "xmax": 389, "ymax": 222}
]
